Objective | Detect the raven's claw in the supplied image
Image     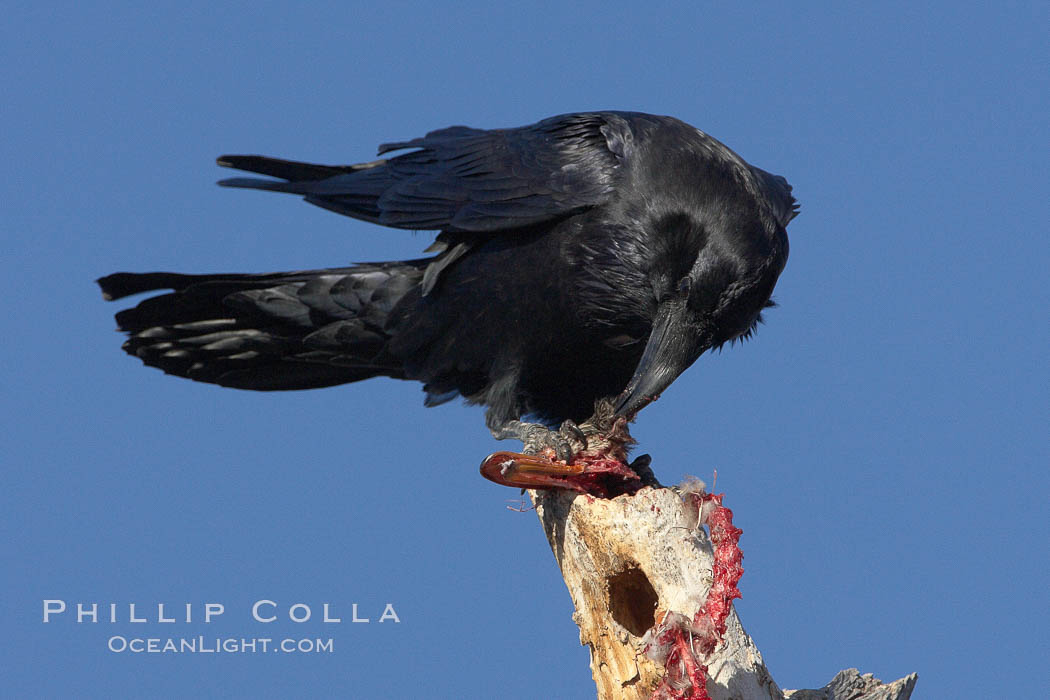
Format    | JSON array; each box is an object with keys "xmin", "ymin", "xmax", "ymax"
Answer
[
  {"xmin": 522, "ymin": 422, "xmax": 577, "ymax": 462},
  {"xmin": 560, "ymin": 419, "xmax": 589, "ymax": 446},
  {"xmin": 488, "ymin": 419, "xmax": 588, "ymax": 462},
  {"xmin": 482, "ymin": 402, "xmax": 649, "ymax": 496}
]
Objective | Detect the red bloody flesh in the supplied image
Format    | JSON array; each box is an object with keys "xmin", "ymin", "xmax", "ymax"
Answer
[
  {"xmin": 645, "ymin": 492, "xmax": 744, "ymax": 700},
  {"xmin": 479, "ymin": 450, "xmax": 643, "ymax": 497}
]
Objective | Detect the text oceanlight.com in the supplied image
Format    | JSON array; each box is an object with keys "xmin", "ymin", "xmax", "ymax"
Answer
[{"xmin": 107, "ymin": 636, "xmax": 334, "ymax": 654}]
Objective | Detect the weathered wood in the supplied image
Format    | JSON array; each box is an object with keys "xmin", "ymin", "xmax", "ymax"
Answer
[
  {"xmin": 531, "ymin": 483, "xmax": 779, "ymax": 699},
  {"xmin": 530, "ymin": 482, "xmax": 916, "ymax": 700},
  {"xmin": 784, "ymin": 668, "xmax": 918, "ymax": 700}
]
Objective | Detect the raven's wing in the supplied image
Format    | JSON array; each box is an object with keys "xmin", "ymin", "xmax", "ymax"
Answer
[{"xmin": 217, "ymin": 112, "xmax": 633, "ymax": 233}]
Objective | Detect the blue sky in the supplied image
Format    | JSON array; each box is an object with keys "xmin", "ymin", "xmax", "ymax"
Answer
[{"xmin": 4, "ymin": 2, "xmax": 1047, "ymax": 697}]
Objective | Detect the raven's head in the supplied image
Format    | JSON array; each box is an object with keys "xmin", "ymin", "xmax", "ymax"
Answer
[{"xmin": 613, "ymin": 212, "xmax": 789, "ymax": 418}]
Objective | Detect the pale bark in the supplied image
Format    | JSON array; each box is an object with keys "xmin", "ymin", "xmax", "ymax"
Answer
[
  {"xmin": 529, "ymin": 483, "xmax": 916, "ymax": 700},
  {"xmin": 784, "ymin": 669, "xmax": 918, "ymax": 699}
]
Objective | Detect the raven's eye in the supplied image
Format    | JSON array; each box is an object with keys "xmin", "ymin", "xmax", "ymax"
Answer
[{"xmin": 676, "ymin": 277, "xmax": 691, "ymax": 295}]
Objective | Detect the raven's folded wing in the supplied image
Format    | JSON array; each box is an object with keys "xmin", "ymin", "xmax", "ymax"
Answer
[{"xmin": 218, "ymin": 112, "xmax": 633, "ymax": 233}]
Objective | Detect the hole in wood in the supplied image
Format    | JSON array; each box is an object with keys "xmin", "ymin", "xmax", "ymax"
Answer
[{"xmin": 607, "ymin": 566, "xmax": 658, "ymax": 637}]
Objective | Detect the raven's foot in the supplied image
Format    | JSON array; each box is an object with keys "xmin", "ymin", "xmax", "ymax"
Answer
[
  {"xmin": 488, "ymin": 419, "xmax": 588, "ymax": 463},
  {"xmin": 481, "ymin": 403, "xmax": 657, "ymax": 497},
  {"xmin": 479, "ymin": 449, "xmax": 650, "ymax": 497}
]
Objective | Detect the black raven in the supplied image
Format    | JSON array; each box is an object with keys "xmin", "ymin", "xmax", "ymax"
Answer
[{"xmin": 98, "ymin": 112, "xmax": 797, "ymax": 459}]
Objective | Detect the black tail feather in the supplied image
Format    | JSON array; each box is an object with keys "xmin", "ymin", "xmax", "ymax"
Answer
[
  {"xmin": 98, "ymin": 265, "xmax": 421, "ymax": 391},
  {"xmin": 97, "ymin": 271, "xmax": 229, "ymax": 301}
]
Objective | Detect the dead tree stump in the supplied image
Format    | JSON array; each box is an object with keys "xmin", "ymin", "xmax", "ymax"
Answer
[{"xmin": 529, "ymin": 482, "xmax": 916, "ymax": 700}]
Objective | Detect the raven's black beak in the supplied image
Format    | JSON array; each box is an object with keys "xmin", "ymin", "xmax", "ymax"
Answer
[{"xmin": 613, "ymin": 300, "xmax": 704, "ymax": 418}]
